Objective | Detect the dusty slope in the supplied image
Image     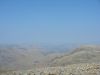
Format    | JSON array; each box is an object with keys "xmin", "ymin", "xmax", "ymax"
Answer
[
  {"xmin": 0, "ymin": 63, "xmax": 100, "ymax": 75},
  {"xmin": 0, "ymin": 45, "xmax": 46, "ymax": 70},
  {"xmin": 0, "ymin": 44, "xmax": 100, "ymax": 72},
  {"xmin": 50, "ymin": 45, "xmax": 100, "ymax": 66},
  {"xmin": 0, "ymin": 45, "xmax": 64, "ymax": 70}
]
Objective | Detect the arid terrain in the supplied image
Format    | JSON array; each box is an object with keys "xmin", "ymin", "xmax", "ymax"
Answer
[
  {"xmin": 0, "ymin": 63, "xmax": 100, "ymax": 75},
  {"xmin": 0, "ymin": 45, "xmax": 100, "ymax": 75}
]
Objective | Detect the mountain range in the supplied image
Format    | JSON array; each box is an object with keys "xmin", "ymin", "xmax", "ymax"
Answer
[{"xmin": 0, "ymin": 44, "xmax": 100, "ymax": 71}]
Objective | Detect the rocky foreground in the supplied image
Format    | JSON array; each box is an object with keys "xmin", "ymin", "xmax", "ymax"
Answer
[{"xmin": 0, "ymin": 63, "xmax": 100, "ymax": 75}]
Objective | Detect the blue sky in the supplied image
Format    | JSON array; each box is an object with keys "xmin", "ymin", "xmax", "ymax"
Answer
[{"xmin": 0, "ymin": 0, "xmax": 100, "ymax": 44}]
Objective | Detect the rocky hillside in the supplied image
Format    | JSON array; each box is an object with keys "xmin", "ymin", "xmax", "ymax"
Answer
[
  {"xmin": 49, "ymin": 45, "xmax": 100, "ymax": 66},
  {"xmin": 0, "ymin": 44, "xmax": 100, "ymax": 74},
  {"xmin": 0, "ymin": 63, "xmax": 100, "ymax": 75},
  {"xmin": 0, "ymin": 45, "xmax": 65, "ymax": 70}
]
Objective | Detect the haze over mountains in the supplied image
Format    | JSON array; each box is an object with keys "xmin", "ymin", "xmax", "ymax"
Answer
[
  {"xmin": 0, "ymin": 44, "xmax": 73, "ymax": 70},
  {"xmin": 0, "ymin": 44, "xmax": 100, "ymax": 71},
  {"xmin": 50, "ymin": 45, "xmax": 100, "ymax": 66}
]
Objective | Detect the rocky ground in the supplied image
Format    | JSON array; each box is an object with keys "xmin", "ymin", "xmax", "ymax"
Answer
[{"xmin": 0, "ymin": 63, "xmax": 100, "ymax": 75}]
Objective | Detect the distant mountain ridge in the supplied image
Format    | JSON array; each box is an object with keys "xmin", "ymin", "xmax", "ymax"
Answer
[
  {"xmin": 0, "ymin": 44, "xmax": 100, "ymax": 71},
  {"xmin": 0, "ymin": 44, "xmax": 71, "ymax": 70},
  {"xmin": 0, "ymin": 45, "xmax": 45, "ymax": 70},
  {"xmin": 50, "ymin": 45, "xmax": 100, "ymax": 66}
]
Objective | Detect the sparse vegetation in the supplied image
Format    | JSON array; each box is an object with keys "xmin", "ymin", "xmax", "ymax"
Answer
[
  {"xmin": 0, "ymin": 45, "xmax": 100, "ymax": 75},
  {"xmin": 0, "ymin": 63, "xmax": 100, "ymax": 75}
]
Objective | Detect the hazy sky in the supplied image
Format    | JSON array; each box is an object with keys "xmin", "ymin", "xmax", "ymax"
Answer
[{"xmin": 0, "ymin": 0, "xmax": 100, "ymax": 44}]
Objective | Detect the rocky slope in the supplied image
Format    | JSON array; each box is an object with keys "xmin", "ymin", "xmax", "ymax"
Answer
[
  {"xmin": 0, "ymin": 63, "xmax": 100, "ymax": 75},
  {"xmin": 0, "ymin": 45, "xmax": 100, "ymax": 75},
  {"xmin": 49, "ymin": 45, "xmax": 100, "ymax": 66},
  {"xmin": 0, "ymin": 45, "xmax": 65, "ymax": 70}
]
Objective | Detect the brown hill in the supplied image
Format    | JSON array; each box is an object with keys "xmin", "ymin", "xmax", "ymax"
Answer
[{"xmin": 50, "ymin": 45, "xmax": 100, "ymax": 66}]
